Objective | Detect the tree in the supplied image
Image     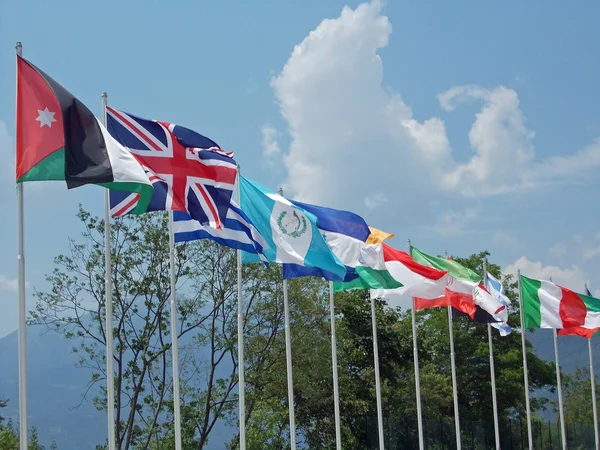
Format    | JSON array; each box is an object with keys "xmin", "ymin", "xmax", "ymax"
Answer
[
  {"xmin": 563, "ymin": 366, "xmax": 599, "ymax": 425},
  {"xmin": 30, "ymin": 208, "xmax": 249, "ymax": 449},
  {"xmin": 234, "ymin": 250, "xmax": 557, "ymax": 449},
  {"xmin": 0, "ymin": 398, "xmax": 54, "ymax": 449}
]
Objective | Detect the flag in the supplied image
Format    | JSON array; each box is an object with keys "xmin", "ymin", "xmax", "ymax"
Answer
[
  {"xmin": 410, "ymin": 247, "xmax": 506, "ymax": 318},
  {"xmin": 106, "ymin": 107, "xmax": 236, "ymax": 228},
  {"xmin": 486, "ymin": 272, "xmax": 511, "ymax": 308},
  {"xmin": 278, "ymin": 200, "xmax": 401, "ymax": 289},
  {"xmin": 331, "ymin": 227, "xmax": 402, "ymax": 291},
  {"xmin": 370, "ymin": 244, "xmax": 449, "ymax": 301},
  {"xmin": 484, "ymin": 272, "xmax": 512, "ymax": 335},
  {"xmin": 15, "ymin": 56, "xmax": 152, "ymax": 207},
  {"xmin": 556, "ymin": 284, "xmax": 600, "ymax": 338},
  {"xmin": 370, "ymin": 245, "xmax": 483, "ymax": 316},
  {"xmin": 172, "ymin": 199, "xmax": 268, "ymax": 262},
  {"xmin": 521, "ymin": 275, "xmax": 600, "ymax": 338},
  {"xmin": 239, "ymin": 177, "xmax": 346, "ymax": 279}
]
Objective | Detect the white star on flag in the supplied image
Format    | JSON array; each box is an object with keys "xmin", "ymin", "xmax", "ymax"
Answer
[{"xmin": 36, "ymin": 107, "xmax": 57, "ymax": 128}]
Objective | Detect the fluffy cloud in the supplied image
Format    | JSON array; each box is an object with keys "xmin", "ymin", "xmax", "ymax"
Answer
[
  {"xmin": 505, "ymin": 256, "xmax": 589, "ymax": 292},
  {"xmin": 260, "ymin": 124, "xmax": 281, "ymax": 159},
  {"xmin": 269, "ymin": 0, "xmax": 600, "ymax": 222},
  {"xmin": 0, "ymin": 274, "xmax": 30, "ymax": 293}
]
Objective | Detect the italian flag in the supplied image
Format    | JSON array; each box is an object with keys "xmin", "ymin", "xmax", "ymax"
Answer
[
  {"xmin": 521, "ymin": 275, "xmax": 600, "ymax": 338},
  {"xmin": 16, "ymin": 55, "xmax": 152, "ymax": 211}
]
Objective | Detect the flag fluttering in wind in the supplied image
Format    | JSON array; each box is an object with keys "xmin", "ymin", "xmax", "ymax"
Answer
[
  {"xmin": 239, "ymin": 177, "xmax": 346, "ymax": 279},
  {"xmin": 370, "ymin": 244, "xmax": 449, "ymax": 303},
  {"xmin": 16, "ymin": 56, "xmax": 153, "ymax": 206},
  {"xmin": 522, "ymin": 275, "xmax": 600, "ymax": 338},
  {"xmin": 106, "ymin": 107, "xmax": 237, "ymax": 228},
  {"xmin": 173, "ymin": 200, "xmax": 268, "ymax": 262},
  {"xmin": 278, "ymin": 200, "xmax": 400, "ymax": 288},
  {"xmin": 410, "ymin": 247, "xmax": 506, "ymax": 319}
]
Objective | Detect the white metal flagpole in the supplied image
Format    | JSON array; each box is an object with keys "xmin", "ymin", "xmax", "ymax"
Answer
[
  {"xmin": 483, "ymin": 260, "xmax": 500, "ymax": 450},
  {"xmin": 328, "ymin": 281, "xmax": 342, "ymax": 450},
  {"xmin": 447, "ymin": 306, "xmax": 461, "ymax": 449},
  {"xmin": 370, "ymin": 295, "xmax": 385, "ymax": 450},
  {"xmin": 236, "ymin": 166, "xmax": 246, "ymax": 450},
  {"xmin": 549, "ymin": 276, "xmax": 567, "ymax": 450},
  {"xmin": 15, "ymin": 40, "xmax": 29, "ymax": 450},
  {"xmin": 517, "ymin": 270, "xmax": 533, "ymax": 450},
  {"xmin": 278, "ymin": 188, "xmax": 296, "ymax": 449},
  {"xmin": 445, "ymin": 251, "xmax": 461, "ymax": 450},
  {"xmin": 553, "ymin": 327, "xmax": 567, "ymax": 449},
  {"xmin": 168, "ymin": 213, "xmax": 182, "ymax": 450},
  {"xmin": 586, "ymin": 284, "xmax": 599, "ymax": 450},
  {"xmin": 408, "ymin": 240, "xmax": 424, "ymax": 450},
  {"xmin": 102, "ymin": 93, "xmax": 116, "ymax": 450},
  {"xmin": 283, "ymin": 278, "xmax": 296, "ymax": 449}
]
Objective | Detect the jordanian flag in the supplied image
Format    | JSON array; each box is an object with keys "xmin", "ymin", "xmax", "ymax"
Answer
[
  {"xmin": 16, "ymin": 56, "xmax": 152, "ymax": 211},
  {"xmin": 521, "ymin": 275, "xmax": 600, "ymax": 338}
]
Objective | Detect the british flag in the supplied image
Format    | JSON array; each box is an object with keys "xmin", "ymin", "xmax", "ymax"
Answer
[{"xmin": 106, "ymin": 107, "xmax": 237, "ymax": 229}]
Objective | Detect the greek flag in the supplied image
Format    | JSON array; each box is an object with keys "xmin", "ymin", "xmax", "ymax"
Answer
[{"xmin": 173, "ymin": 200, "xmax": 268, "ymax": 263}]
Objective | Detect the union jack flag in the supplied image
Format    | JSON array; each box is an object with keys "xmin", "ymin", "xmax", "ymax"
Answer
[{"xmin": 106, "ymin": 107, "xmax": 237, "ymax": 229}]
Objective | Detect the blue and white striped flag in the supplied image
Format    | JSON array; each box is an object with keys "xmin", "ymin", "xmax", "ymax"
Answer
[
  {"xmin": 486, "ymin": 272, "xmax": 512, "ymax": 336},
  {"xmin": 173, "ymin": 200, "xmax": 268, "ymax": 263}
]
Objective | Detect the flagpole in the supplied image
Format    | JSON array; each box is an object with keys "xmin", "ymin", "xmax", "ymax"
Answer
[
  {"xmin": 278, "ymin": 188, "xmax": 296, "ymax": 449},
  {"xmin": 552, "ymin": 327, "xmax": 567, "ymax": 449},
  {"xmin": 517, "ymin": 270, "xmax": 533, "ymax": 450},
  {"xmin": 236, "ymin": 166, "xmax": 246, "ymax": 450},
  {"xmin": 102, "ymin": 93, "xmax": 116, "ymax": 450},
  {"xmin": 547, "ymin": 276, "xmax": 567, "ymax": 449},
  {"xmin": 587, "ymin": 284, "xmax": 599, "ymax": 450},
  {"xmin": 408, "ymin": 240, "xmax": 424, "ymax": 450},
  {"xmin": 370, "ymin": 295, "xmax": 385, "ymax": 450},
  {"xmin": 15, "ymin": 40, "xmax": 29, "ymax": 450},
  {"xmin": 483, "ymin": 260, "xmax": 500, "ymax": 450},
  {"xmin": 328, "ymin": 281, "xmax": 342, "ymax": 450},
  {"xmin": 168, "ymin": 213, "xmax": 182, "ymax": 450},
  {"xmin": 282, "ymin": 278, "xmax": 296, "ymax": 449},
  {"xmin": 444, "ymin": 251, "xmax": 461, "ymax": 450}
]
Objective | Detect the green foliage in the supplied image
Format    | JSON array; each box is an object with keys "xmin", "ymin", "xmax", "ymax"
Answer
[
  {"xmin": 31, "ymin": 209, "xmax": 561, "ymax": 449},
  {"xmin": 0, "ymin": 398, "xmax": 56, "ymax": 449},
  {"xmin": 563, "ymin": 366, "xmax": 599, "ymax": 425}
]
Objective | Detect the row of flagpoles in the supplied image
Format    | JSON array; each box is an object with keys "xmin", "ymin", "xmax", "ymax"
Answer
[{"xmin": 13, "ymin": 41, "xmax": 600, "ymax": 450}]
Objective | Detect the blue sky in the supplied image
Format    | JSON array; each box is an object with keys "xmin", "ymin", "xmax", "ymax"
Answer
[{"xmin": 1, "ymin": 0, "xmax": 600, "ymax": 337}]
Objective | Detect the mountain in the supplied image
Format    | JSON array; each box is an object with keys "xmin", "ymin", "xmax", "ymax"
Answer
[
  {"xmin": 0, "ymin": 325, "xmax": 235, "ymax": 450},
  {"xmin": 0, "ymin": 326, "xmax": 105, "ymax": 449}
]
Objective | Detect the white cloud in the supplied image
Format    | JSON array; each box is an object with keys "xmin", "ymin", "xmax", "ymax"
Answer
[
  {"xmin": 549, "ymin": 242, "xmax": 567, "ymax": 258},
  {"xmin": 260, "ymin": 124, "xmax": 281, "ymax": 159},
  {"xmin": 269, "ymin": 0, "xmax": 600, "ymax": 220},
  {"xmin": 0, "ymin": 274, "xmax": 29, "ymax": 293},
  {"xmin": 426, "ymin": 208, "xmax": 477, "ymax": 236},
  {"xmin": 492, "ymin": 230, "xmax": 517, "ymax": 248},
  {"xmin": 505, "ymin": 256, "xmax": 588, "ymax": 292},
  {"xmin": 364, "ymin": 193, "xmax": 388, "ymax": 209}
]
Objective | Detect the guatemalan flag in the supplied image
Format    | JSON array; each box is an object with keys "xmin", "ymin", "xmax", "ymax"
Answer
[{"xmin": 239, "ymin": 176, "xmax": 346, "ymax": 280}]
